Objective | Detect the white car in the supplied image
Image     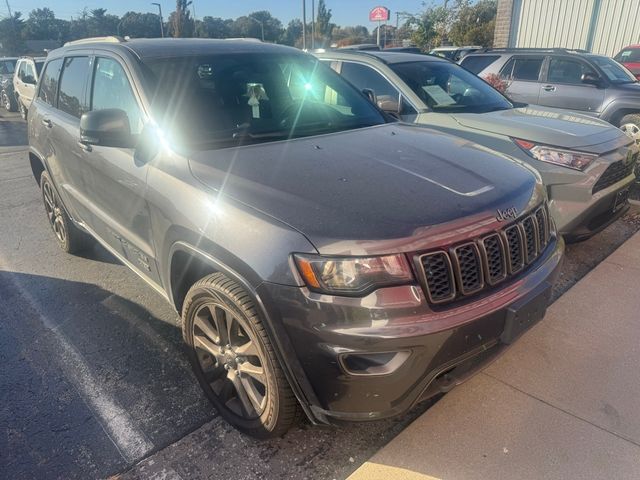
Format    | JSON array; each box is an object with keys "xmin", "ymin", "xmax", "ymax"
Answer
[{"xmin": 13, "ymin": 56, "xmax": 45, "ymax": 120}]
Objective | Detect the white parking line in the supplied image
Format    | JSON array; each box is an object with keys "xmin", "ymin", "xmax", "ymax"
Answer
[{"xmin": 0, "ymin": 264, "xmax": 154, "ymax": 463}]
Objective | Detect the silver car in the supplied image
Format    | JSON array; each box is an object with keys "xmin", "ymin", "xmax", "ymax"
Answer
[{"xmin": 316, "ymin": 50, "xmax": 639, "ymax": 241}]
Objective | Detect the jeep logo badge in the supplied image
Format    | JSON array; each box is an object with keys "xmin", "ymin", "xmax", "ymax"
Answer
[{"xmin": 496, "ymin": 207, "xmax": 518, "ymax": 221}]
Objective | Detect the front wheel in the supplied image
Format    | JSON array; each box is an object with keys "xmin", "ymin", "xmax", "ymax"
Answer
[
  {"xmin": 619, "ymin": 113, "xmax": 640, "ymax": 145},
  {"xmin": 182, "ymin": 273, "xmax": 300, "ymax": 438}
]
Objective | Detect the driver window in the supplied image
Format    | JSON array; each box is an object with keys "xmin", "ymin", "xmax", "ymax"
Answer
[
  {"xmin": 91, "ymin": 57, "xmax": 143, "ymax": 135},
  {"xmin": 547, "ymin": 58, "xmax": 597, "ymax": 84}
]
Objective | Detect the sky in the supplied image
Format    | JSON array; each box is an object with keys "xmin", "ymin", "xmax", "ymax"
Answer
[{"xmin": 6, "ymin": 1, "xmax": 440, "ymax": 27}]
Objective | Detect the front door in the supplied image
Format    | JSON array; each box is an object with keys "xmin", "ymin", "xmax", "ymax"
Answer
[
  {"xmin": 537, "ymin": 56, "xmax": 605, "ymax": 114},
  {"xmin": 81, "ymin": 55, "xmax": 160, "ymax": 284}
]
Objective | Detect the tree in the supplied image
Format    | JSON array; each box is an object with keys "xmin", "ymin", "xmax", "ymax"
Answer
[
  {"xmin": 119, "ymin": 11, "xmax": 163, "ymax": 38},
  {"xmin": 0, "ymin": 12, "xmax": 26, "ymax": 55},
  {"xmin": 231, "ymin": 11, "xmax": 282, "ymax": 42},
  {"xmin": 448, "ymin": 0, "xmax": 497, "ymax": 47},
  {"xmin": 87, "ymin": 8, "xmax": 120, "ymax": 37},
  {"xmin": 23, "ymin": 8, "xmax": 60, "ymax": 40},
  {"xmin": 281, "ymin": 19, "xmax": 303, "ymax": 46},
  {"xmin": 195, "ymin": 16, "xmax": 233, "ymax": 38},
  {"xmin": 316, "ymin": 0, "xmax": 333, "ymax": 42},
  {"xmin": 331, "ymin": 25, "xmax": 371, "ymax": 47},
  {"xmin": 169, "ymin": 0, "xmax": 194, "ymax": 38},
  {"xmin": 408, "ymin": 5, "xmax": 453, "ymax": 51}
]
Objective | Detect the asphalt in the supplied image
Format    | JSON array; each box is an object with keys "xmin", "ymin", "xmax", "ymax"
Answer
[
  {"xmin": 347, "ymin": 231, "xmax": 640, "ymax": 480},
  {"xmin": 1, "ymin": 108, "xmax": 640, "ymax": 480}
]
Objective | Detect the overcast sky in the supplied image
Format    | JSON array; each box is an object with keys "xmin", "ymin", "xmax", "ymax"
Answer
[{"xmin": 6, "ymin": 1, "xmax": 440, "ymax": 27}]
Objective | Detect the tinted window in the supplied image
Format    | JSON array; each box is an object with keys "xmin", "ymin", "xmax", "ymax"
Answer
[
  {"xmin": 590, "ymin": 56, "xmax": 637, "ymax": 83},
  {"xmin": 143, "ymin": 53, "xmax": 385, "ymax": 149},
  {"xmin": 22, "ymin": 62, "xmax": 36, "ymax": 83},
  {"xmin": 58, "ymin": 57, "xmax": 91, "ymax": 118},
  {"xmin": 547, "ymin": 58, "xmax": 596, "ymax": 84},
  {"xmin": 501, "ymin": 57, "xmax": 543, "ymax": 81},
  {"xmin": 340, "ymin": 62, "xmax": 407, "ymax": 112},
  {"xmin": 460, "ymin": 55, "xmax": 500, "ymax": 74},
  {"xmin": 38, "ymin": 59, "xmax": 63, "ymax": 106},
  {"xmin": 392, "ymin": 61, "xmax": 512, "ymax": 113},
  {"xmin": 92, "ymin": 57, "xmax": 144, "ymax": 135}
]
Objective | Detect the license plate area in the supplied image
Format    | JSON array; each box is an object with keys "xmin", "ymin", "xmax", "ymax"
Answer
[
  {"xmin": 500, "ymin": 282, "xmax": 551, "ymax": 344},
  {"xmin": 613, "ymin": 188, "xmax": 630, "ymax": 213}
]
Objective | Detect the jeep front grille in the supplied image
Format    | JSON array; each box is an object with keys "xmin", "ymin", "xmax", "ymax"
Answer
[{"xmin": 418, "ymin": 205, "xmax": 552, "ymax": 305}]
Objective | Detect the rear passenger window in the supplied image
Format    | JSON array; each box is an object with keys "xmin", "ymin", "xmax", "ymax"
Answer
[
  {"xmin": 91, "ymin": 57, "xmax": 143, "ymax": 135},
  {"xmin": 501, "ymin": 57, "xmax": 543, "ymax": 81},
  {"xmin": 460, "ymin": 55, "xmax": 500, "ymax": 74},
  {"xmin": 38, "ymin": 59, "xmax": 63, "ymax": 106},
  {"xmin": 58, "ymin": 57, "xmax": 91, "ymax": 118}
]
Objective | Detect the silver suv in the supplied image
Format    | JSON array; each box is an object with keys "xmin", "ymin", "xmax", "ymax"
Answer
[{"xmin": 316, "ymin": 49, "xmax": 639, "ymax": 241}]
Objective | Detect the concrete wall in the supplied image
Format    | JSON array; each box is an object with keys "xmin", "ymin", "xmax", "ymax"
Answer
[{"xmin": 494, "ymin": 0, "xmax": 640, "ymax": 56}]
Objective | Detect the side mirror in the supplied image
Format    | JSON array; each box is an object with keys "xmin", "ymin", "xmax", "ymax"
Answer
[
  {"xmin": 581, "ymin": 72, "xmax": 601, "ymax": 86},
  {"xmin": 80, "ymin": 109, "xmax": 133, "ymax": 148},
  {"xmin": 377, "ymin": 94, "xmax": 401, "ymax": 119},
  {"xmin": 362, "ymin": 88, "xmax": 377, "ymax": 104}
]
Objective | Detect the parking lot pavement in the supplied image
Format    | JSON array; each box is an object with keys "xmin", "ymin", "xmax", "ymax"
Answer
[
  {"xmin": 347, "ymin": 231, "xmax": 640, "ymax": 480},
  {"xmin": 1, "ymin": 109, "xmax": 639, "ymax": 480}
]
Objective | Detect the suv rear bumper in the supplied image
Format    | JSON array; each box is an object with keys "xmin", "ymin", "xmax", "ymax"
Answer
[{"xmin": 258, "ymin": 235, "xmax": 564, "ymax": 425}]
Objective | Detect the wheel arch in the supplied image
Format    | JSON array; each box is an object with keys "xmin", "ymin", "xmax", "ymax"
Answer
[
  {"xmin": 29, "ymin": 151, "xmax": 46, "ymax": 186},
  {"xmin": 600, "ymin": 101, "xmax": 640, "ymax": 125}
]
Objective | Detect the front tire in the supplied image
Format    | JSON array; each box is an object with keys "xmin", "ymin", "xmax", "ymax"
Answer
[
  {"xmin": 40, "ymin": 171, "xmax": 89, "ymax": 254},
  {"xmin": 182, "ymin": 273, "xmax": 300, "ymax": 438}
]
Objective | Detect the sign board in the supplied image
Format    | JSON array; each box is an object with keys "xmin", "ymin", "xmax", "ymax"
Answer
[{"xmin": 369, "ymin": 6, "xmax": 390, "ymax": 22}]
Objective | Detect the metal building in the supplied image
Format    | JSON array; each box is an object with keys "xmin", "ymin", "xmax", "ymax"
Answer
[{"xmin": 494, "ymin": 0, "xmax": 640, "ymax": 56}]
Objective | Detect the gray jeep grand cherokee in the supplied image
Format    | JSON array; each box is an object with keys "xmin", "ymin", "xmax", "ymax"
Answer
[{"xmin": 28, "ymin": 37, "xmax": 563, "ymax": 438}]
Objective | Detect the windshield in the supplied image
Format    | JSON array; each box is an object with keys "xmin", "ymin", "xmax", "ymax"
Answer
[
  {"xmin": 590, "ymin": 56, "xmax": 637, "ymax": 83},
  {"xmin": 615, "ymin": 48, "xmax": 640, "ymax": 63},
  {"xmin": 391, "ymin": 61, "xmax": 513, "ymax": 113},
  {"xmin": 143, "ymin": 53, "xmax": 385, "ymax": 149}
]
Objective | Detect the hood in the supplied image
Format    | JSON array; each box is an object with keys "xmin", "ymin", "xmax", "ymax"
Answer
[
  {"xmin": 452, "ymin": 105, "xmax": 625, "ymax": 150},
  {"xmin": 188, "ymin": 124, "xmax": 539, "ymax": 254}
]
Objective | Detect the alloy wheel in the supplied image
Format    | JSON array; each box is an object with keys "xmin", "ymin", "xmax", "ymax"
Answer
[
  {"xmin": 42, "ymin": 180, "xmax": 67, "ymax": 245},
  {"xmin": 620, "ymin": 122, "xmax": 640, "ymax": 144},
  {"xmin": 192, "ymin": 302, "xmax": 268, "ymax": 419}
]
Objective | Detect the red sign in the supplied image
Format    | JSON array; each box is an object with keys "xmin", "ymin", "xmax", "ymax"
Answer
[{"xmin": 369, "ymin": 6, "xmax": 390, "ymax": 22}]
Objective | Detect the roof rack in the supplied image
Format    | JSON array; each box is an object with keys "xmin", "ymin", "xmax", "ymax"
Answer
[
  {"xmin": 63, "ymin": 36, "xmax": 126, "ymax": 47},
  {"xmin": 476, "ymin": 47, "xmax": 590, "ymax": 54}
]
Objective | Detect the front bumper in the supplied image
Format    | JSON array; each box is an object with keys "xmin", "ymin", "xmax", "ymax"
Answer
[{"xmin": 258, "ymin": 235, "xmax": 564, "ymax": 424}]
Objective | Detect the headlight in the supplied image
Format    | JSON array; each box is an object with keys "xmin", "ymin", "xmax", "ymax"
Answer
[
  {"xmin": 294, "ymin": 254, "xmax": 414, "ymax": 295},
  {"xmin": 513, "ymin": 139, "xmax": 597, "ymax": 171}
]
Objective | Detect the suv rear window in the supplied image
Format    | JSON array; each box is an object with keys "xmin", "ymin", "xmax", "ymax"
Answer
[
  {"xmin": 501, "ymin": 57, "xmax": 543, "ymax": 81},
  {"xmin": 460, "ymin": 55, "xmax": 500, "ymax": 74}
]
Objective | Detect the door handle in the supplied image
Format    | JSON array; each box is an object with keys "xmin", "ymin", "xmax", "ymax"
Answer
[
  {"xmin": 41, "ymin": 118, "xmax": 53, "ymax": 128},
  {"xmin": 543, "ymin": 85, "xmax": 556, "ymax": 92},
  {"xmin": 77, "ymin": 141, "xmax": 93, "ymax": 153}
]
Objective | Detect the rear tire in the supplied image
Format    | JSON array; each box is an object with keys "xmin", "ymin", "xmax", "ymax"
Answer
[
  {"xmin": 619, "ymin": 113, "xmax": 640, "ymax": 145},
  {"xmin": 182, "ymin": 272, "xmax": 300, "ymax": 438},
  {"xmin": 40, "ymin": 171, "xmax": 90, "ymax": 254}
]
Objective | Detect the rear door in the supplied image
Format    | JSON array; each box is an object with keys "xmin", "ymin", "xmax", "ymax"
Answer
[
  {"xmin": 81, "ymin": 55, "xmax": 159, "ymax": 283},
  {"xmin": 537, "ymin": 55, "xmax": 605, "ymax": 113},
  {"xmin": 500, "ymin": 55, "xmax": 544, "ymax": 104}
]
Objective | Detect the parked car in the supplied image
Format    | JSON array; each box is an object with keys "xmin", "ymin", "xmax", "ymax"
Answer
[
  {"xmin": 430, "ymin": 46, "xmax": 482, "ymax": 62},
  {"xmin": 13, "ymin": 56, "xmax": 45, "ymax": 120},
  {"xmin": 30, "ymin": 37, "xmax": 563, "ymax": 438},
  {"xmin": 1, "ymin": 77, "xmax": 17, "ymax": 112},
  {"xmin": 460, "ymin": 48, "xmax": 640, "ymax": 144},
  {"xmin": 614, "ymin": 45, "xmax": 640, "ymax": 80},
  {"xmin": 0, "ymin": 56, "xmax": 17, "ymax": 83},
  {"xmin": 315, "ymin": 49, "xmax": 639, "ymax": 241}
]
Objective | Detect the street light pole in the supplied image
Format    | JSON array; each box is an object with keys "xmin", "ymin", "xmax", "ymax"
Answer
[
  {"xmin": 151, "ymin": 2, "xmax": 164, "ymax": 38},
  {"xmin": 302, "ymin": 0, "xmax": 307, "ymax": 50},
  {"xmin": 311, "ymin": 0, "xmax": 315, "ymax": 49}
]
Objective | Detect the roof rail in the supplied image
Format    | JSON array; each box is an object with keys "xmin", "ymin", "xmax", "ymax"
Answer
[
  {"xmin": 476, "ymin": 47, "xmax": 590, "ymax": 54},
  {"xmin": 63, "ymin": 36, "xmax": 125, "ymax": 47}
]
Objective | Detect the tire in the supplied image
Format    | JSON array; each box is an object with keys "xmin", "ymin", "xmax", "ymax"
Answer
[
  {"xmin": 40, "ymin": 171, "xmax": 90, "ymax": 254},
  {"xmin": 182, "ymin": 272, "xmax": 300, "ymax": 438},
  {"xmin": 1, "ymin": 90, "xmax": 16, "ymax": 112},
  {"xmin": 618, "ymin": 113, "xmax": 640, "ymax": 145}
]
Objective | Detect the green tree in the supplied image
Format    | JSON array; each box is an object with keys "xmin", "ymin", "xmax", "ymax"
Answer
[
  {"xmin": 316, "ymin": 0, "xmax": 333, "ymax": 40},
  {"xmin": 87, "ymin": 8, "xmax": 120, "ymax": 37},
  {"xmin": 231, "ymin": 11, "xmax": 282, "ymax": 42},
  {"xmin": 408, "ymin": 4, "xmax": 453, "ymax": 51},
  {"xmin": 448, "ymin": 0, "xmax": 497, "ymax": 47},
  {"xmin": 281, "ymin": 19, "xmax": 303, "ymax": 46},
  {"xmin": 0, "ymin": 12, "xmax": 26, "ymax": 55},
  {"xmin": 23, "ymin": 8, "xmax": 60, "ymax": 40},
  {"xmin": 195, "ymin": 16, "xmax": 233, "ymax": 38},
  {"xmin": 169, "ymin": 0, "xmax": 194, "ymax": 38},
  {"xmin": 119, "ymin": 11, "xmax": 163, "ymax": 38}
]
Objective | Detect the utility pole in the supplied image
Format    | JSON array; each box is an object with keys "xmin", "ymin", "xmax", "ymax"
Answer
[
  {"xmin": 311, "ymin": 0, "xmax": 315, "ymax": 49},
  {"xmin": 302, "ymin": 0, "xmax": 306, "ymax": 50},
  {"xmin": 151, "ymin": 3, "xmax": 164, "ymax": 38}
]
